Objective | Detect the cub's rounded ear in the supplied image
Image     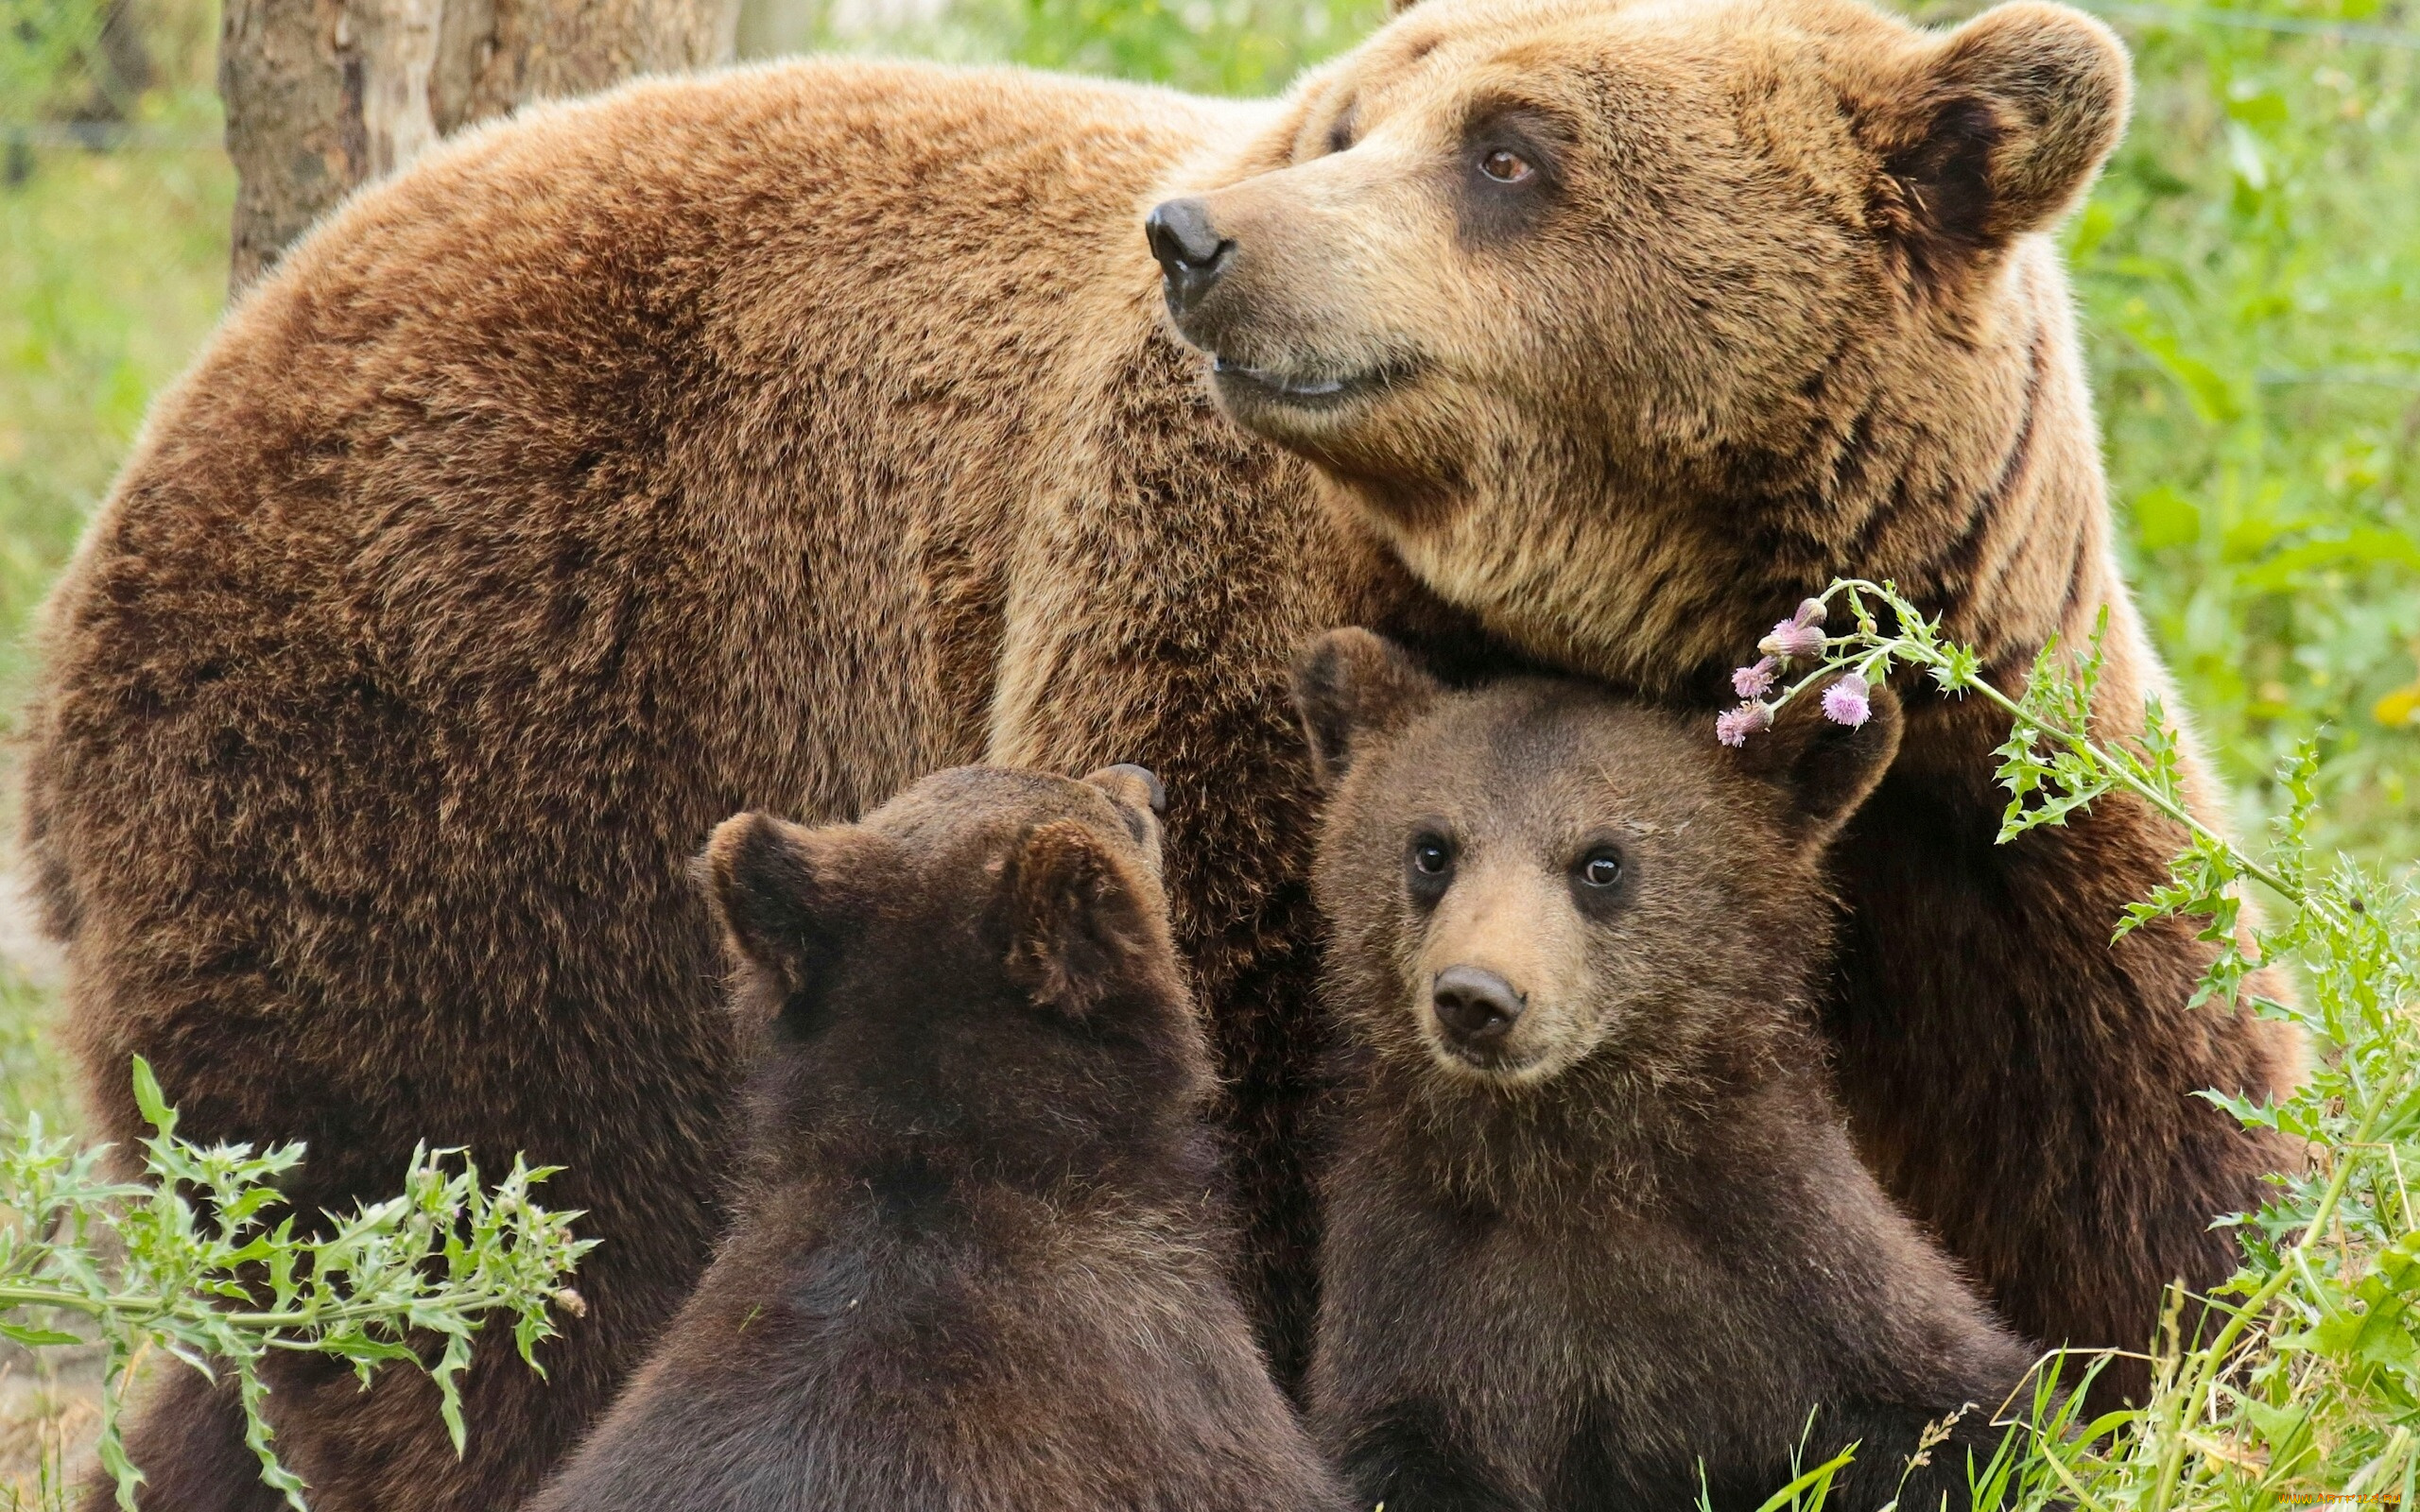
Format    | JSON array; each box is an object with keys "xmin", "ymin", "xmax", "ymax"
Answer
[
  {"xmin": 1731, "ymin": 679, "xmax": 1905, "ymax": 849},
  {"xmin": 1001, "ymin": 818, "xmax": 1172, "ymax": 1016},
  {"xmin": 1082, "ymin": 763, "xmax": 1166, "ymax": 818},
  {"xmin": 696, "ymin": 813, "xmax": 877, "ymax": 989},
  {"xmin": 1290, "ymin": 628, "xmax": 1443, "ymax": 789},
  {"xmin": 1873, "ymin": 2, "xmax": 2131, "ymax": 264}
]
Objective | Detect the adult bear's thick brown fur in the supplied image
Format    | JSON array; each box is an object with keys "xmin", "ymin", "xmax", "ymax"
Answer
[
  {"xmin": 24, "ymin": 0, "xmax": 2294, "ymax": 1503},
  {"xmin": 530, "ymin": 765, "xmax": 1349, "ymax": 1512},
  {"xmin": 1295, "ymin": 629, "xmax": 2034, "ymax": 1512}
]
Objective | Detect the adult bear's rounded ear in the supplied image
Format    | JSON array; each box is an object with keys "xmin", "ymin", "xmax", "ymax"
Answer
[
  {"xmin": 1001, "ymin": 818, "xmax": 1172, "ymax": 1016},
  {"xmin": 1290, "ymin": 628, "xmax": 1443, "ymax": 789},
  {"xmin": 696, "ymin": 813, "xmax": 880, "ymax": 991},
  {"xmin": 1869, "ymin": 2, "xmax": 2131, "ymax": 269},
  {"xmin": 1731, "ymin": 679, "xmax": 1906, "ymax": 850}
]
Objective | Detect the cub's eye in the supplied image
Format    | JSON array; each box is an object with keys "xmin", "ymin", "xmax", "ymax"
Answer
[
  {"xmin": 1578, "ymin": 850, "xmax": 1623, "ymax": 888},
  {"xmin": 1478, "ymin": 148, "xmax": 1533, "ymax": 184},
  {"xmin": 1410, "ymin": 837, "xmax": 1453, "ymax": 876}
]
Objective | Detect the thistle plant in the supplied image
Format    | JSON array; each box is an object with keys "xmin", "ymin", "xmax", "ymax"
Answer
[
  {"xmin": 1720, "ymin": 578, "xmax": 2420, "ymax": 1508},
  {"xmin": 0, "ymin": 1058, "xmax": 594, "ymax": 1510}
]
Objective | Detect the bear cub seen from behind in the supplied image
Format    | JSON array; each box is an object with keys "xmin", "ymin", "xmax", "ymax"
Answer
[
  {"xmin": 529, "ymin": 764, "xmax": 1349, "ymax": 1512},
  {"xmin": 1295, "ymin": 629, "xmax": 2039, "ymax": 1512}
]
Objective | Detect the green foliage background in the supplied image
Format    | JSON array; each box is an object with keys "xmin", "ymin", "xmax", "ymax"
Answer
[{"xmin": 2071, "ymin": 3, "xmax": 2420, "ymax": 863}]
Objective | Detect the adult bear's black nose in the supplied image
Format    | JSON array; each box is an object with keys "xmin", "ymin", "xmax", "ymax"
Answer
[
  {"xmin": 1145, "ymin": 198, "xmax": 1231, "ymax": 318},
  {"xmin": 1432, "ymin": 966, "xmax": 1526, "ymax": 1044}
]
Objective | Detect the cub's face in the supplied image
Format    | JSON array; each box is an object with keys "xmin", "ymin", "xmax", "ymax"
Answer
[
  {"xmin": 699, "ymin": 764, "xmax": 1208, "ymax": 1150},
  {"xmin": 1150, "ymin": 0, "xmax": 2131, "ymax": 683},
  {"xmin": 1295, "ymin": 629, "xmax": 1899, "ymax": 1089}
]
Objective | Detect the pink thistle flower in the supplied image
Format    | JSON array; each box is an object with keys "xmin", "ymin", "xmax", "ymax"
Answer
[
  {"xmin": 1822, "ymin": 673, "xmax": 1872, "ymax": 728},
  {"xmin": 1732, "ymin": 656, "xmax": 1779, "ymax": 700},
  {"xmin": 1716, "ymin": 701, "xmax": 1773, "ymax": 747},
  {"xmin": 1758, "ymin": 620, "xmax": 1826, "ymax": 662},
  {"xmin": 1791, "ymin": 597, "xmax": 1827, "ymax": 629}
]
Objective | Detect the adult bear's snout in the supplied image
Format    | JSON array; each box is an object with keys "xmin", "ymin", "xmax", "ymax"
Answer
[{"xmin": 1145, "ymin": 198, "xmax": 1232, "ymax": 318}]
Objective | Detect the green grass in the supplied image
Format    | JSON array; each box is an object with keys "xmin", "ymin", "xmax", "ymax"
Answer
[
  {"xmin": 0, "ymin": 111, "xmax": 231, "ymax": 711},
  {"xmin": 2073, "ymin": 6, "xmax": 2420, "ymax": 861},
  {"xmin": 755, "ymin": 0, "xmax": 1386, "ymax": 92},
  {"xmin": 0, "ymin": 0, "xmax": 229, "ymax": 1161}
]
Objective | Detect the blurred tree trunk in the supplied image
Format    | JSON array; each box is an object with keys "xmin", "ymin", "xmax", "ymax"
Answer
[{"xmin": 219, "ymin": 0, "xmax": 739, "ymax": 291}]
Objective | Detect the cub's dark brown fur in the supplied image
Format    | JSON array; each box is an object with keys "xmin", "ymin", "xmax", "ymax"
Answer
[
  {"xmin": 529, "ymin": 764, "xmax": 1350, "ymax": 1512},
  {"xmin": 1297, "ymin": 630, "xmax": 2036, "ymax": 1512}
]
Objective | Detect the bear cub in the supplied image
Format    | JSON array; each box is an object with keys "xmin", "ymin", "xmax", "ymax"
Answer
[
  {"xmin": 529, "ymin": 764, "xmax": 1349, "ymax": 1512},
  {"xmin": 1294, "ymin": 629, "xmax": 2038, "ymax": 1512}
]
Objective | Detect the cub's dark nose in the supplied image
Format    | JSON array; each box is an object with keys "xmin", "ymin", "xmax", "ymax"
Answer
[
  {"xmin": 1432, "ymin": 966, "xmax": 1526, "ymax": 1043},
  {"xmin": 1144, "ymin": 198, "xmax": 1231, "ymax": 318}
]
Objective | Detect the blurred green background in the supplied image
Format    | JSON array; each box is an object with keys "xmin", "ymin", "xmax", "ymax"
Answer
[{"xmin": 2, "ymin": 0, "xmax": 2416, "ymax": 1019}]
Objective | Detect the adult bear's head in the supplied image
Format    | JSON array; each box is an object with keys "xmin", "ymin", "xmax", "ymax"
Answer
[{"xmin": 1148, "ymin": 0, "xmax": 2130, "ymax": 693}]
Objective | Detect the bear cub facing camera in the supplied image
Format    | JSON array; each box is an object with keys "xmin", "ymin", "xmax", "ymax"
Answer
[
  {"xmin": 1295, "ymin": 629, "xmax": 2039, "ymax": 1512},
  {"xmin": 530, "ymin": 764, "xmax": 1349, "ymax": 1512}
]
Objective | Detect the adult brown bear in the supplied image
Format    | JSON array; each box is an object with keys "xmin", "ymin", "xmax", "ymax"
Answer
[{"xmin": 23, "ymin": 0, "xmax": 2294, "ymax": 1503}]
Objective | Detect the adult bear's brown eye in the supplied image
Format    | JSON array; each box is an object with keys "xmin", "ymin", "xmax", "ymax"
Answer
[
  {"xmin": 1410, "ymin": 836, "xmax": 1452, "ymax": 876},
  {"xmin": 1479, "ymin": 149, "xmax": 1532, "ymax": 184}
]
